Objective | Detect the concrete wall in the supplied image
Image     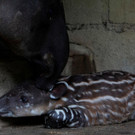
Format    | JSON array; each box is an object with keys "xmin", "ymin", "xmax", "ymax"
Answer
[{"xmin": 63, "ymin": 0, "xmax": 135, "ymax": 73}]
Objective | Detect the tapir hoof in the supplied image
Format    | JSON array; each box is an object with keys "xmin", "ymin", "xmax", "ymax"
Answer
[{"xmin": 44, "ymin": 109, "xmax": 67, "ymax": 128}]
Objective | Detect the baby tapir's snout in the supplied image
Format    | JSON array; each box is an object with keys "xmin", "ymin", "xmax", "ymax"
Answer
[{"xmin": 0, "ymin": 95, "xmax": 12, "ymax": 117}]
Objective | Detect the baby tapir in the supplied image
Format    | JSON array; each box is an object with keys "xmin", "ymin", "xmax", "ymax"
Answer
[
  {"xmin": 0, "ymin": 70, "xmax": 135, "ymax": 128},
  {"xmin": 0, "ymin": 0, "xmax": 69, "ymax": 91}
]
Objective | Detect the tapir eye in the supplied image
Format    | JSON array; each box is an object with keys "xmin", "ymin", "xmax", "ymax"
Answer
[
  {"xmin": 47, "ymin": 9, "xmax": 53, "ymax": 21},
  {"xmin": 20, "ymin": 96, "xmax": 28, "ymax": 103}
]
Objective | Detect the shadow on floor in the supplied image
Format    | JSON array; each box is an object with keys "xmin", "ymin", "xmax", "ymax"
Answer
[{"xmin": 0, "ymin": 116, "xmax": 44, "ymax": 127}]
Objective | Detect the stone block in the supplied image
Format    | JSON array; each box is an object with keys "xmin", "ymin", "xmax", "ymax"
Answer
[
  {"xmin": 68, "ymin": 26, "xmax": 135, "ymax": 73},
  {"xmin": 109, "ymin": 0, "xmax": 135, "ymax": 23},
  {"xmin": 62, "ymin": 43, "xmax": 96, "ymax": 75},
  {"xmin": 63, "ymin": 0, "xmax": 108, "ymax": 24}
]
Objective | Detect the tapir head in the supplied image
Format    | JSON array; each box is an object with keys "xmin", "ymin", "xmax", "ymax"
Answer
[
  {"xmin": 0, "ymin": 0, "xmax": 69, "ymax": 91},
  {"xmin": 0, "ymin": 83, "xmax": 51, "ymax": 117},
  {"xmin": 0, "ymin": 82, "xmax": 68, "ymax": 117}
]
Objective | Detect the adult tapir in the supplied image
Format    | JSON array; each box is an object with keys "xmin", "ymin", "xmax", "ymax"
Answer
[{"xmin": 0, "ymin": 0, "xmax": 69, "ymax": 91}]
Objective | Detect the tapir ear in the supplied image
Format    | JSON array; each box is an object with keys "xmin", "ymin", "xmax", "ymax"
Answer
[{"xmin": 50, "ymin": 84, "xmax": 67, "ymax": 100}]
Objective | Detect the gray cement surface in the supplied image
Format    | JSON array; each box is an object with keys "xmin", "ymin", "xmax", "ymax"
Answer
[{"xmin": 0, "ymin": 121, "xmax": 135, "ymax": 135}]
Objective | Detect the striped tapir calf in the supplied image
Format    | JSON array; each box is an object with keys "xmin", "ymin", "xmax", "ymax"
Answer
[{"xmin": 0, "ymin": 70, "xmax": 135, "ymax": 128}]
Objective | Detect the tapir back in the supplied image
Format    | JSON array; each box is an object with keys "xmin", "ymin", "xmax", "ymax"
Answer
[{"xmin": 53, "ymin": 70, "xmax": 135, "ymax": 126}]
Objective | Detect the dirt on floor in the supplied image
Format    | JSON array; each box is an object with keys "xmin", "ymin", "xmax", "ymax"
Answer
[{"xmin": 0, "ymin": 117, "xmax": 135, "ymax": 135}]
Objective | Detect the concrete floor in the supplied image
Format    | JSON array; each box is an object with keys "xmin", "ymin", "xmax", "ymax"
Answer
[{"xmin": 0, "ymin": 117, "xmax": 135, "ymax": 135}]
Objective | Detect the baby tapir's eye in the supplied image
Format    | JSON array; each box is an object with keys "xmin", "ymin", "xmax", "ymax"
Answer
[{"xmin": 20, "ymin": 96, "xmax": 28, "ymax": 103}]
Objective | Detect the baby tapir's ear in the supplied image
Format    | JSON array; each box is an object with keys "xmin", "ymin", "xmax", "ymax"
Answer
[{"xmin": 50, "ymin": 84, "xmax": 67, "ymax": 100}]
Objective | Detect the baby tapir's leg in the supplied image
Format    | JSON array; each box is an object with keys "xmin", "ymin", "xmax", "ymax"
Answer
[{"xmin": 44, "ymin": 106, "xmax": 88, "ymax": 128}]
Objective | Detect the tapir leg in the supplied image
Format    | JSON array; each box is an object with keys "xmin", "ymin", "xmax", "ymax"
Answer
[{"xmin": 44, "ymin": 106, "xmax": 87, "ymax": 128}]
